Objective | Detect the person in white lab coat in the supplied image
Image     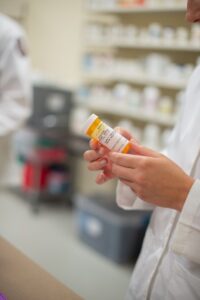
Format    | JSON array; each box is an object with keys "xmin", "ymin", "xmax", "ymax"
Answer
[
  {"xmin": 83, "ymin": 1, "xmax": 200, "ymax": 299},
  {"xmin": 0, "ymin": 13, "xmax": 31, "ymax": 184}
]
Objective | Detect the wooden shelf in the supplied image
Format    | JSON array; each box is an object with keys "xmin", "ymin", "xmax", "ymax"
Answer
[
  {"xmin": 87, "ymin": 5, "xmax": 186, "ymax": 14},
  {"xmin": 87, "ymin": 41, "xmax": 200, "ymax": 52},
  {"xmin": 84, "ymin": 73, "xmax": 187, "ymax": 90},
  {"xmin": 84, "ymin": 102, "xmax": 176, "ymax": 127}
]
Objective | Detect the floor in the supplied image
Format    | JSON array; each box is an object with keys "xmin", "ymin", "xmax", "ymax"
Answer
[{"xmin": 0, "ymin": 190, "xmax": 133, "ymax": 300}]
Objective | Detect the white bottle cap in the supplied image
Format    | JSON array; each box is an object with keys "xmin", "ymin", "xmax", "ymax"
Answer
[{"xmin": 82, "ymin": 114, "xmax": 98, "ymax": 135}]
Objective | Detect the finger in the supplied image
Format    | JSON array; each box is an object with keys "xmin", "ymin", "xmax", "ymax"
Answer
[
  {"xmin": 115, "ymin": 127, "xmax": 140, "ymax": 144},
  {"xmin": 114, "ymin": 127, "xmax": 133, "ymax": 141},
  {"xmin": 111, "ymin": 163, "xmax": 136, "ymax": 181},
  {"xmin": 89, "ymin": 139, "xmax": 109, "ymax": 155},
  {"xmin": 109, "ymin": 152, "xmax": 142, "ymax": 168},
  {"xmin": 90, "ymin": 139, "xmax": 101, "ymax": 150},
  {"xmin": 88, "ymin": 158, "xmax": 108, "ymax": 171},
  {"xmin": 84, "ymin": 150, "xmax": 101, "ymax": 162},
  {"xmin": 98, "ymin": 146, "xmax": 109, "ymax": 156},
  {"xmin": 96, "ymin": 171, "xmax": 112, "ymax": 184},
  {"xmin": 129, "ymin": 142, "xmax": 160, "ymax": 157}
]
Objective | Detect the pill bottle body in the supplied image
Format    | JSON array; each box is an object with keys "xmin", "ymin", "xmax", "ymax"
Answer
[{"xmin": 83, "ymin": 114, "xmax": 131, "ymax": 153}]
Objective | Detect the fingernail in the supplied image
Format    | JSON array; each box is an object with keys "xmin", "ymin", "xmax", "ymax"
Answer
[
  {"xmin": 130, "ymin": 139, "xmax": 140, "ymax": 145},
  {"xmin": 100, "ymin": 159, "xmax": 107, "ymax": 166},
  {"xmin": 96, "ymin": 172, "xmax": 105, "ymax": 184}
]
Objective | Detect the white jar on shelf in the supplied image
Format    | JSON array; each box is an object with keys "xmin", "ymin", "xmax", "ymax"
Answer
[
  {"xmin": 191, "ymin": 24, "xmax": 200, "ymax": 46},
  {"xmin": 109, "ymin": 24, "xmax": 122, "ymax": 44},
  {"xmin": 143, "ymin": 86, "xmax": 160, "ymax": 113},
  {"xmin": 176, "ymin": 27, "xmax": 189, "ymax": 45},
  {"xmin": 112, "ymin": 83, "xmax": 131, "ymax": 105},
  {"xmin": 158, "ymin": 96, "xmax": 173, "ymax": 116},
  {"xmin": 148, "ymin": 23, "xmax": 162, "ymax": 43},
  {"xmin": 143, "ymin": 124, "xmax": 161, "ymax": 150},
  {"xmin": 161, "ymin": 129, "xmax": 172, "ymax": 149},
  {"xmin": 123, "ymin": 25, "xmax": 139, "ymax": 44},
  {"xmin": 162, "ymin": 26, "xmax": 176, "ymax": 45},
  {"xmin": 145, "ymin": 53, "xmax": 170, "ymax": 78},
  {"xmin": 128, "ymin": 89, "xmax": 142, "ymax": 108}
]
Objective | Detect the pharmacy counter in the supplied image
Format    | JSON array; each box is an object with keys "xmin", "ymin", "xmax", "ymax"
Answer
[{"xmin": 0, "ymin": 236, "xmax": 82, "ymax": 300}]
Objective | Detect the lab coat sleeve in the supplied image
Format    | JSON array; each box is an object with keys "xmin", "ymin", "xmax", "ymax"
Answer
[
  {"xmin": 116, "ymin": 114, "xmax": 182, "ymax": 211},
  {"xmin": 171, "ymin": 179, "xmax": 200, "ymax": 264},
  {"xmin": 116, "ymin": 147, "xmax": 170, "ymax": 211},
  {"xmin": 116, "ymin": 145, "xmax": 169, "ymax": 211},
  {"xmin": 0, "ymin": 29, "xmax": 31, "ymax": 136},
  {"xmin": 116, "ymin": 181, "xmax": 154, "ymax": 211}
]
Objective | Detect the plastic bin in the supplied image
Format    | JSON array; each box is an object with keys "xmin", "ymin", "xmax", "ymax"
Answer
[
  {"xmin": 29, "ymin": 84, "xmax": 72, "ymax": 130},
  {"xmin": 75, "ymin": 195, "xmax": 151, "ymax": 264}
]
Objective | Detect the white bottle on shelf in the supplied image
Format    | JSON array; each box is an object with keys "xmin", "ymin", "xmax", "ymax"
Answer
[
  {"xmin": 143, "ymin": 124, "xmax": 161, "ymax": 150},
  {"xmin": 143, "ymin": 86, "xmax": 160, "ymax": 113}
]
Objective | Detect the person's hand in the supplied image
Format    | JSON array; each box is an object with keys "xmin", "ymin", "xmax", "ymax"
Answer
[
  {"xmin": 83, "ymin": 128, "xmax": 134, "ymax": 184},
  {"xmin": 83, "ymin": 138, "xmax": 113, "ymax": 184},
  {"xmin": 109, "ymin": 143, "xmax": 195, "ymax": 211}
]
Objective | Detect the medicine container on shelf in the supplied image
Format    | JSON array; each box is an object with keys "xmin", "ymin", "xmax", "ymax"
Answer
[{"xmin": 79, "ymin": 0, "xmax": 198, "ymax": 153}]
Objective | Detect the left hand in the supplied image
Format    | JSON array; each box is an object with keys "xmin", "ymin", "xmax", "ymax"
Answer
[{"xmin": 109, "ymin": 142, "xmax": 195, "ymax": 211}]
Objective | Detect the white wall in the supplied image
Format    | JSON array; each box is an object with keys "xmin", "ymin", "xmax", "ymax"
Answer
[{"xmin": 22, "ymin": 0, "xmax": 84, "ymax": 88}]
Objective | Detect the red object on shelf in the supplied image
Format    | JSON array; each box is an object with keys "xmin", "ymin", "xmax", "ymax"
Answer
[
  {"xmin": 22, "ymin": 162, "xmax": 49, "ymax": 191},
  {"xmin": 118, "ymin": 0, "xmax": 145, "ymax": 7},
  {"xmin": 21, "ymin": 147, "xmax": 67, "ymax": 192},
  {"xmin": 34, "ymin": 148, "xmax": 66, "ymax": 163}
]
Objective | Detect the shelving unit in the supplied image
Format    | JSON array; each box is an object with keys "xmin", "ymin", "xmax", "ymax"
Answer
[
  {"xmin": 81, "ymin": 1, "xmax": 196, "ymax": 147},
  {"xmin": 87, "ymin": 5, "xmax": 186, "ymax": 14},
  {"xmin": 84, "ymin": 73, "xmax": 187, "ymax": 90},
  {"xmin": 84, "ymin": 101, "xmax": 176, "ymax": 127},
  {"xmin": 87, "ymin": 41, "xmax": 200, "ymax": 52}
]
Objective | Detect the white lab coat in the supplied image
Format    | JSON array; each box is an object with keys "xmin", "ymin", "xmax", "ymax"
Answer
[
  {"xmin": 117, "ymin": 65, "xmax": 200, "ymax": 300},
  {"xmin": 0, "ymin": 14, "xmax": 31, "ymax": 185}
]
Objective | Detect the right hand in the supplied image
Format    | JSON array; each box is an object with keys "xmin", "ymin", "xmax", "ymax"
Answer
[{"xmin": 83, "ymin": 128, "xmax": 136, "ymax": 184}]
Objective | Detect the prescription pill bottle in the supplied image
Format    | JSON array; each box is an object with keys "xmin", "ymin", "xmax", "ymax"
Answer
[{"xmin": 83, "ymin": 114, "xmax": 131, "ymax": 153}]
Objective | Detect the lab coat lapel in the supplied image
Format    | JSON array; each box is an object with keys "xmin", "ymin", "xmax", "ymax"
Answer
[{"xmin": 167, "ymin": 65, "xmax": 200, "ymax": 175}]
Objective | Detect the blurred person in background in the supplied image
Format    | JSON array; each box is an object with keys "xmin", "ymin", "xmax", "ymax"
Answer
[
  {"xmin": 0, "ymin": 13, "xmax": 31, "ymax": 185},
  {"xmin": 84, "ymin": 1, "xmax": 200, "ymax": 299}
]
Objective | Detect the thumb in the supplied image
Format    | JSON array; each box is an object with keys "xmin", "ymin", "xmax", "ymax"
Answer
[
  {"xmin": 129, "ymin": 140, "xmax": 160, "ymax": 158},
  {"xmin": 114, "ymin": 127, "xmax": 133, "ymax": 141}
]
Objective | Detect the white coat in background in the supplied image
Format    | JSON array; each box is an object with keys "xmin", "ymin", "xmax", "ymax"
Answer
[
  {"xmin": 0, "ymin": 14, "xmax": 31, "ymax": 185},
  {"xmin": 117, "ymin": 65, "xmax": 200, "ymax": 300}
]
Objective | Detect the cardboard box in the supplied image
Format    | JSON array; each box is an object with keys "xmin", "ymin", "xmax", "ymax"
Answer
[{"xmin": 0, "ymin": 237, "xmax": 82, "ymax": 300}]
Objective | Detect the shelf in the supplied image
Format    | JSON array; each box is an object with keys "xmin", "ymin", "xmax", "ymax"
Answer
[
  {"xmin": 84, "ymin": 102, "xmax": 176, "ymax": 127},
  {"xmin": 87, "ymin": 41, "xmax": 200, "ymax": 52},
  {"xmin": 84, "ymin": 73, "xmax": 187, "ymax": 90},
  {"xmin": 87, "ymin": 5, "xmax": 186, "ymax": 14}
]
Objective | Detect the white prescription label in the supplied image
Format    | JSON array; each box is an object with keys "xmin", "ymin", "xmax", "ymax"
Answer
[{"xmin": 92, "ymin": 122, "xmax": 129, "ymax": 152}]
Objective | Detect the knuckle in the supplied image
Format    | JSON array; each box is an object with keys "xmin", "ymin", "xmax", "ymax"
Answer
[
  {"xmin": 88, "ymin": 161, "xmax": 103, "ymax": 171},
  {"xmin": 135, "ymin": 173, "xmax": 145, "ymax": 185},
  {"xmin": 141, "ymin": 157, "xmax": 150, "ymax": 168},
  {"xmin": 115, "ymin": 156, "xmax": 122, "ymax": 165},
  {"xmin": 111, "ymin": 164, "xmax": 119, "ymax": 176}
]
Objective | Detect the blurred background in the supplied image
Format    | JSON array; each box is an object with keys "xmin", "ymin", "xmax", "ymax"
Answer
[{"xmin": 0, "ymin": 0, "xmax": 198, "ymax": 299}]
